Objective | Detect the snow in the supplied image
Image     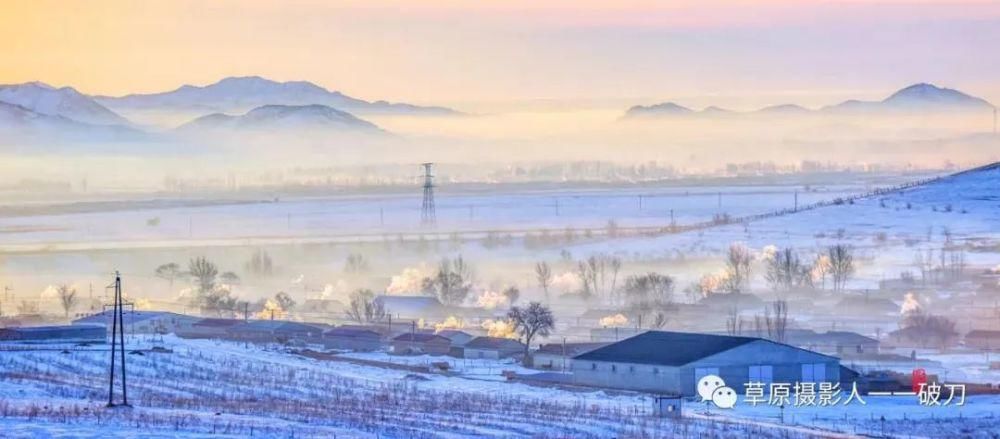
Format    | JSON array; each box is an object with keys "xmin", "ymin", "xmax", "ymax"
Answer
[{"xmin": 0, "ymin": 336, "xmax": 996, "ymax": 438}]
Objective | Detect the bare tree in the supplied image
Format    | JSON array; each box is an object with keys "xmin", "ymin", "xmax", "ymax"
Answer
[
  {"xmin": 828, "ymin": 244, "xmax": 855, "ymax": 292},
  {"xmin": 422, "ymin": 256, "xmax": 474, "ymax": 306},
  {"xmin": 188, "ymin": 257, "xmax": 218, "ymax": 295},
  {"xmin": 534, "ymin": 261, "xmax": 553, "ymax": 301},
  {"xmin": 344, "ymin": 253, "xmax": 370, "ymax": 274},
  {"xmin": 765, "ymin": 248, "xmax": 810, "ymax": 292},
  {"xmin": 57, "ymin": 284, "xmax": 77, "ymax": 318},
  {"xmin": 507, "ymin": 302, "xmax": 555, "ymax": 362},
  {"xmin": 725, "ymin": 243, "xmax": 753, "ymax": 293},
  {"xmin": 346, "ymin": 289, "xmax": 386, "ymax": 323},
  {"xmin": 623, "ymin": 272, "xmax": 674, "ymax": 328},
  {"xmin": 768, "ymin": 300, "xmax": 789, "ymax": 343},
  {"xmin": 725, "ymin": 307, "xmax": 744, "ymax": 336},
  {"xmin": 155, "ymin": 263, "xmax": 182, "ymax": 289},
  {"xmin": 244, "ymin": 249, "xmax": 274, "ymax": 276},
  {"xmin": 502, "ymin": 286, "xmax": 520, "ymax": 306},
  {"xmin": 274, "ymin": 291, "xmax": 296, "ymax": 311}
]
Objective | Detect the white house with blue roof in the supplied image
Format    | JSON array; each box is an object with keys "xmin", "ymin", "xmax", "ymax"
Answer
[{"xmin": 571, "ymin": 330, "xmax": 840, "ymax": 396}]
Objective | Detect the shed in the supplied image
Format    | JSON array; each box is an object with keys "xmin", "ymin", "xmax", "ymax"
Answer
[
  {"xmin": 178, "ymin": 318, "xmax": 244, "ymax": 339},
  {"xmin": 226, "ymin": 320, "xmax": 324, "ymax": 344},
  {"xmin": 464, "ymin": 336, "xmax": 526, "ymax": 360},
  {"xmin": 324, "ymin": 327, "xmax": 383, "ymax": 351},
  {"xmin": 376, "ymin": 296, "xmax": 448, "ymax": 319},
  {"xmin": 533, "ymin": 342, "xmax": 609, "ymax": 371},
  {"xmin": 72, "ymin": 310, "xmax": 199, "ymax": 335},
  {"xmin": 0, "ymin": 325, "xmax": 106, "ymax": 344},
  {"xmin": 391, "ymin": 333, "xmax": 451, "ymax": 355},
  {"xmin": 435, "ymin": 330, "xmax": 474, "ymax": 346},
  {"xmin": 965, "ymin": 330, "xmax": 1000, "ymax": 350},
  {"xmin": 571, "ymin": 330, "xmax": 840, "ymax": 396}
]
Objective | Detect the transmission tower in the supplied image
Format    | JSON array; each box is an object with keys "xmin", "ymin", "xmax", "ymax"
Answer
[
  {"xmin": 106, "ymin": 271, "xmax": 129, "ymax": 407},
  {"xmin": 420, "ymin": 163, "xmax": 436, "ymax": 226}
]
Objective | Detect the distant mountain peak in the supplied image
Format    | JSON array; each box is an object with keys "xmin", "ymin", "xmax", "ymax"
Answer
[
  {"xmin": 97, "ymin": 76, "xmax": 460, "ymax": 116},
  {"xmin": 625, "ymin": 102, "xmax": 693, "ymax": 117},
  {"xmin": 0, "ymin": 81, "xmax": 132, "ymax": 126},
  {"xmin": 175, "ymin": 103, "xmax": 385, "ymax": 134}
]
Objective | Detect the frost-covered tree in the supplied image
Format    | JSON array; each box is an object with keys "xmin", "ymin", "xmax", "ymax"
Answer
[
  {"xmin": 346, "ymin": 289, "xmax": 385, "ymax": 323},
  {"xmin": 534, "ymin": 261, "xmax": 552, "ymax": 300},
  {"xmin": 828, "ymin": 244, "xmax": 855, "ymax": 292},
  {"xmin": 507, "ymin": 302, "xmax": 555, "ymax": 361},
  {"xmin": 155, "ymin": 263, "xmax": 182, "ymax": 289},
  {"xmin": 724, "ymin": 243, "xmax": 753, "ymax": 293},
  {"xmin": 57, "ymin": 284, "xmax": 77, "ymax": 318},
  {"xmin": 421, "ymin": 256, "xmax": 474, "ymax": 306}
]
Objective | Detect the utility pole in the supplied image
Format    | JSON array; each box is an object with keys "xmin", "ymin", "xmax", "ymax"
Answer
[
  {"xmin": 794, "ymin": 190, "xmax": 798, "ymax": 211},
  {"xmin": 106, "ymin": 271, "xmax": 129, "ymax": 407}
]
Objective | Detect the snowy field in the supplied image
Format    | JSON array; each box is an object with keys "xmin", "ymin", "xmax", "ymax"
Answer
[
  {"xmin": 0, "ymin": 336, "xmax": 997, "ymax": 438},
  {"xmin": 0, "ymin": 177, "xmax": 912, "ymax": 251}
]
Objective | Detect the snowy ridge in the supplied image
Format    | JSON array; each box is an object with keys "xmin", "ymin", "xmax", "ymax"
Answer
[
  {"xmin": 174, "ymin": 104, "xmax": 385, "ymax": 134},
  {"xmin": 97, "ymin": 76, "xmax": 460, "ymax": 116},
  {"xmin": 625, "ymin": 83, "xmax": 995, "ymax": 118},
  {"xmin": 0, "ymin": 81, "xmax": 132, "ymax": 126}
]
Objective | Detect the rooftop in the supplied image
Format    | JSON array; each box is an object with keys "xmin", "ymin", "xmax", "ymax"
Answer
[
  {"xmin": 465, "ymin": 336, "xmax": 525, "ymax": 350},
  {"xmin": 393, "ymin": 333, "xmax": 448, "ymax": 343},
  {"xmin": 574, "ymin": 331, "xmax": 759, "ymax": 366}
]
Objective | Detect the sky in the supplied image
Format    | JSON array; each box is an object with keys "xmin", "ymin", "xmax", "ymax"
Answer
[{"xmin": 2, "ymin": 0, "xmax": 1000, "ymax": 109}]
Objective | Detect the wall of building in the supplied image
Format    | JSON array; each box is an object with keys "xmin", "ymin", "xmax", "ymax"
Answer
[
  {"xmin": 679, "ymin": 340, "xmax": 840, "ymax": 396},
  {"xmin": 570, "ymin": 359, "xmax": 682, "ymax": 394}
]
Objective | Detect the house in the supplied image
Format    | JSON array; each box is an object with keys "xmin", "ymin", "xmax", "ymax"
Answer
[
  {"xmin": 0, "ymin": 325, "xmax": 106, "ymax": 344},
  {"xmin": 72, "ymin": 310, "xmax": 199, "ymax": 335},
  {"xmin": 571, "ymin": 330, "xmax": 840, "ymax": 396},
  {"xmin": 391, "ymin": 333, "xmax": 451, "ymax": 355},
  {"xmin": 783, "ymin": 329, "xmax": 880, "ymax": 356},
  {"xmin": 323, "ymin": 327, "xmax": 383, "ymax": 351},
  {"xmin": 835, "ymin": 295, "xmax": 899, "ymax": 315},
  {"xmin": 375, "ymin": 296, "xmax": 449, "ymax": 320},
  {"xmin": 964, "ymin": 330, "xmax": 1000, "ymax": 350},
  {"xmin": 885, "ymin": 326, "xmax": 959, "ymax": 349},
  {"xmin": 225, "ymin": 320, "xmax": 325, "ymax": 344},
  {"xmin": 463, "ymin": 336, "xmax": 526, "ymax": 360},
  {"xmin": 177, "ymin": 318, "xmax": 245, "ymax": 339},
  {"xmin": 533, "ymin": 342, "xmax": 609, "ymax": 371},
  {"xmin": 435, "ymin": 330, "xmax": 474, "ymax": 346}
]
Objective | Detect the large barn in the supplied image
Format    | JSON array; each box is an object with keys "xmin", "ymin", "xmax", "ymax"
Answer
[{"xmin": 571, "ymin": 331, "xmax": 840, "ymax": 396}]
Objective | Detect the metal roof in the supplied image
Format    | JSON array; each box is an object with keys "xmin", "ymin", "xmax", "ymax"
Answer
[
  {"xmin": 392, "ymin": 333, "xmax": 448, "ymax": 343},
  {"xmin": 465, "ymin": 336, "xmax": 525, "ymax": 350},
  {"xmin": 574, "ymin": 331, "xmax": 758, "ymax": 366}
]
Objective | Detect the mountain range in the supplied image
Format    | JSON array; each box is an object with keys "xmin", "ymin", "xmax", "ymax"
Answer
[
  {"xmin": 175, "ymin": 104, "xmax": 384, "ymax": 135},
  {"xmin": 624, "ymin": 83, "xmax": 996, "ymax": 118},
  {"xmin": 95, "ymin": 76, "xmax": 459, "ymax": 116}
]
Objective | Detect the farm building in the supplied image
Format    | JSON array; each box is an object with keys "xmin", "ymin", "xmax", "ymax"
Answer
[
  {"xmin": 463, "ymin": 336, "xmax": 526, "ymax": 360},
  {"xmin": 177, "ymin": 318, "xmax": 244, "ymax": 339},
  {"xmin": 376, "ymin": 296, "xmax": 449, "ymax": 320},
  {"xmin": 225, "ymin": 320, "xmax": 325, "ymax": 344},
  {"xmin": 0, "ymin": 325, "xmax": 106, "ymax": 344},
  {"xmin": 571, "ymin": 331, "xmax": 840, "ymax": 397},
  {"xmin": 323, "ymin": 327, "xmax": 383, "ymax": 351},
  {"xmin": 72, "ymin": 310, "xmax": 199, "ymax": 335},
  {"xmin": 533, "ymin": 342, "xmax": 609, "ymax": 371},
  {"xmin": 964, "ymin": 330, "xmax": 1000, "ymax": 350},
  {"xmin": 783, "ymin": 329, "xmax": 880, "ymax": 356},
  {"xmin": 885, "ymin": 326, "xmax": 960, "ymax": 349},
  {"xmin": 391, "ymin": 333, "xmax": 451, "ymax": 355},
  {"xmin": 435, "ymin": 330, "xmax": 473, "ymax": 346}
]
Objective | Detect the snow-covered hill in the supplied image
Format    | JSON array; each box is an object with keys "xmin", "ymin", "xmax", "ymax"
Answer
[
  {"xmin": 175, "ymin": 104, "xmax": 385, "ymax": 134},
  {"xmin": 97, "ymin": 76, "xmax": 459, "ymax": 116},
  {"xmin": 0, "ymin": 101, "xmax": 144, "ymax": 142},
  {"xmin": 624, "ymin": 83, "xmax": 995, "ymax": 118},
  {"xmin": 0, "ymin": 82, "xmax": 132, "ymax": 126}
]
